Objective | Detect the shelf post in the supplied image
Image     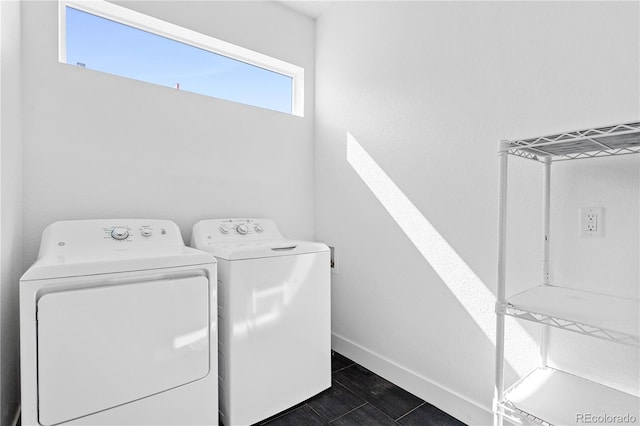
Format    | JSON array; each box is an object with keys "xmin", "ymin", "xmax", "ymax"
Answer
[
  {"xmin": 540, "ymin": 156, "xmax": 551, "ymax": 367},
  {"xmin": 494, "ymin": 141, "xmax": 509, "ymax": 426}
]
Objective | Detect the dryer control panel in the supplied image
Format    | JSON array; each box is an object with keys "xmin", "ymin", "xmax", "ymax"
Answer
[
  {"xmin": 37, "ymin": 219, "xmax": 185, "ymax": 260},
  {"xmin": 101, "ymin": 222, "xmax": 170, "ymax": 243}
]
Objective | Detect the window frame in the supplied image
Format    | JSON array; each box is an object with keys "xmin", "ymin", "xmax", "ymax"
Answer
[{"xmin": 58, "ymin": 0, "xmax": 304, "ymax": 116}]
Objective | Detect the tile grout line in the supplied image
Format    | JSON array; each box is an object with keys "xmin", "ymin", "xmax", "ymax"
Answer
[
  {"xmin": 386, "ymin": 412, "xmax": 402, "ymax": 424},
  {"xmin": 331, "ymin": 375, "xmax": 360, "ymax": 397},
  {"xmin": 331, "ymin": 363, "xmax": 355, "ymax": 374},
  {"xmin": 327, "ymin": 402, "xmax": 368, "ymax": 424},
  {"xmin": 331, "ymin": 376, "xmax": 349, "ymax": 390},
  {"xmin": 331, "ymin": 376, "xmax": 365, "ymax": 402},
  {"xmin": 394, "ymin": 401, "xmax": 426, "ymax": 422},
  {"xmin": 370, "ymin": 402, "xmax": 405, "ymax": 425},
  {"xmin": 305, "ymin": 403, "xmax": 326, "ymax": 423}
]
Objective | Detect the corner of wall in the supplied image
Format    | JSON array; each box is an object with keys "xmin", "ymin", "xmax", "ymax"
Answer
[
  {"xmin": 331, "ymin": 333, "xmax": 493, "ymax": 425},
  {"xmin": 0, "ymin": 0, "xmax": 24, "ymax": 424}
]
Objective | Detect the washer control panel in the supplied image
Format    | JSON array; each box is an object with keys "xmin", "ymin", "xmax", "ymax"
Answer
[
  {"xmin": 217, "ymin": 219, "xmax": 266, "ymax": 237},
  {"xmin": 193, "ymin": 218, "xmax": 282, "ymax": 245}
]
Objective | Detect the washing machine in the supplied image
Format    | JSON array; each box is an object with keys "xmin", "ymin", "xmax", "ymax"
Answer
[
  {"xmin": 191, "ymin": 218, "xmax": 330, "ymax": 426},
  {"xmin": 20, "ymin": 219, "xmax": 218, "ymax": 426}
]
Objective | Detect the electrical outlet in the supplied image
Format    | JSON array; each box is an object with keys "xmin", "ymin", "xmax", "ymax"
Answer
[
  {"xmin": 579, "ymin": 207, "xmax": 604, "ymax": 238},
  {"xmin": 329, "ymin": 245, "xmax": 338, "ymax": 274},
  {"xmin": 585, "ymin": 213, "xmax": 597, "ymax": 231}
]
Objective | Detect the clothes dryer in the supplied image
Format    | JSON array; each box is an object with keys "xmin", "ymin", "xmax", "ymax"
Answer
[
  {"xmin": 191, "ymin": 218, "xmax": 330, "ymax": 426},
  {"xmin": 20, "ymin": 219, "xmax": 218, "ymax": 426}
]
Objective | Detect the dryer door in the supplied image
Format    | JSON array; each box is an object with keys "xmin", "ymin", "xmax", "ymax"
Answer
[{"xmin": 36, "ymin": 276, "xmax": 210, "ymax": 426}]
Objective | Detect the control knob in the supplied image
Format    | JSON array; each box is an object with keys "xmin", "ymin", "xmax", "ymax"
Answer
[
  {"xmin": 254, "ymin": 224, "xmax": 263, "ymax": 233},
  {"xmin": 111, "ymin": 227, "xmax": 129, "ymax": 240},
  {"xmin": 236, "ymin": 224, "xmax": 249, "ymax": 235}
]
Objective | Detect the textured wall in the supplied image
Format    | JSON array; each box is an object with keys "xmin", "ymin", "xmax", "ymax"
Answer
[{"xmin": 315, "ymin": 2, "xmax": 639, "ymax": 423}]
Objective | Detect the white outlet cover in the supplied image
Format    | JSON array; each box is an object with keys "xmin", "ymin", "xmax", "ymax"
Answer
[{"xmin": 579, "ymin": 207, "xmax": 604, "ymax": 238}]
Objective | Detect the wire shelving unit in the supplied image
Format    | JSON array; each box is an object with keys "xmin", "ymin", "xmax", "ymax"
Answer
[{"xmin": 494, "ymin": 121, "xmax": 640, "ymax": 426}]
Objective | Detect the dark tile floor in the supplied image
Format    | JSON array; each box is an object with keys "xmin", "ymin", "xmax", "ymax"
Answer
[{"xmin": 253, "ymin": 351, "xmax": 467, "ymax": 426}]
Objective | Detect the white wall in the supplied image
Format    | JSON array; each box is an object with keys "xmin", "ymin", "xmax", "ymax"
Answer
[
  {"xmin": 21, "ymin": 0, "xmax": 316, "ymax": 268},
  {"xmin": 0, "ymin": 1, "xmax": 23, "ymax": 423},
  {"xmin": 315, "ymin": 2, "xmax": 639, "ymax": 424}
]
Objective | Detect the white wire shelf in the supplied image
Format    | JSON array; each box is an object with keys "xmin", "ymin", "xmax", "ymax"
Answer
[
  {"xmin": 500, "ymin": 367, "xmax": 640, "ymax": 426},
  {"xmin": 505, "ymin": 285, "xmax": 639, "ymax": 345},
  {"xmin": 502, "ymin": 121, "xmax": 640, "ymax": 162}
]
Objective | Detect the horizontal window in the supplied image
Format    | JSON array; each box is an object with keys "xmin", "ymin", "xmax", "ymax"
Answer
[{"xmin": 59, "ymin": 1, "xmax": 304, "ymax": 116}]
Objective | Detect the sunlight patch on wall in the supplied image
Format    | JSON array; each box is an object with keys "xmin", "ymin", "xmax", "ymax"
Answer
[{"xmin": 346, "ymin": 132, "xmax": 537, "ymax": 376}]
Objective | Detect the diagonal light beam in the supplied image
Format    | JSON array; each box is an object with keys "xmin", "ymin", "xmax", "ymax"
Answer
[{"xmin": 346, "ymin": 132, "xmax": 537, "ymax": 375}]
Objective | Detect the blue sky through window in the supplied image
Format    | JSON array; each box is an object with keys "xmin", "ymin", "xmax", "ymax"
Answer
[{"xmin": 65, "ymin": 7, "xmax": 293, "ymax": 114}]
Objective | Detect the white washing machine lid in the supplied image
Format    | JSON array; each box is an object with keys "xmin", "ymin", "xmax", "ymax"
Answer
[
  {"xmin": 21, "ymin": 219, "xmax": 215, "ymax": 281},
  {"xmin": 196, "ymin": 239, "xmax": 328, "ymax": 261}
]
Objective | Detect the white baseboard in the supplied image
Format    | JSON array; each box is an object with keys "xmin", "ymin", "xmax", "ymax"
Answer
[{"xmin": 332, "ymin": 332, "xmax": 493, "ymax": 426}]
